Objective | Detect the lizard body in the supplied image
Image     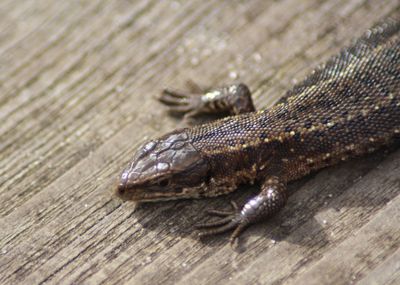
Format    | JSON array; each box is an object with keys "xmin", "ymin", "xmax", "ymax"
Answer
[{"xmin": 117, "ymin": 18, "xmax": 400, "ymax": 243}]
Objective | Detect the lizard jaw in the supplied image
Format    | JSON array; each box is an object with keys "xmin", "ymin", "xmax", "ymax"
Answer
[{"xmin": 116, "ymin": 186, "xmax": 201, "ymax": 202}]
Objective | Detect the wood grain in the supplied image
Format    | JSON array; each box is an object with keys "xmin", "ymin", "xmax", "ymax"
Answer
[{"xmin": 0, "ymin": 1, "xmax": 399, "ymax": 284}]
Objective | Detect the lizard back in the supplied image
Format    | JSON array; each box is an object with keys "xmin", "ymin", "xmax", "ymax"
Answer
[{"xmin": 188, "ymin": 18, "xmax": 400, "ymax": 186}]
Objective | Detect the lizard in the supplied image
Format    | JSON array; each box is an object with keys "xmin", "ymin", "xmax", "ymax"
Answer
[{"xmin": 116, "ymin": 17, "xmax": 400, "ymax": 244}]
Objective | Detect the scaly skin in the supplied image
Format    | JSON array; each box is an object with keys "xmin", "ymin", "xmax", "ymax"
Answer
[{"xmin": 117, "ymin": 17, "xmax": 400, "ymax": 244}]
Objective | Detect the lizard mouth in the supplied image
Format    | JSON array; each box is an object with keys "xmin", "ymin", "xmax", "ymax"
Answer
[{"xmin": 116, "ymin": 186, "xmax": 195, "ymax": 202}]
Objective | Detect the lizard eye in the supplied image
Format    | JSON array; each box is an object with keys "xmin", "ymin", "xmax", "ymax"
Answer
[{"xmin": 157, "ymin": 179, "xmax": 170, "ymax": 187}]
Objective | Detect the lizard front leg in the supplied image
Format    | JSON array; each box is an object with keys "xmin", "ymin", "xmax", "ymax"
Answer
[
  {"xmin": 159, "ymin": 83, "xmax": 255, "ymax": 120},
  {"xmin": 197, "ymin": 177, "xmax": 287, "ymax": 244}
]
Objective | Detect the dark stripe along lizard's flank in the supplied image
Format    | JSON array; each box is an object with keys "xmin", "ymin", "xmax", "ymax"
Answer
[{"xmin": 117, "ymin": 17, "xmax": 400, "ymax": 244}]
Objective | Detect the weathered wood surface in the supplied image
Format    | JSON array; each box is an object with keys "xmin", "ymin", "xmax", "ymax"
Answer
[{"xmin": 0, "ymin": 1, "xmax": 399, "ymax": 284}]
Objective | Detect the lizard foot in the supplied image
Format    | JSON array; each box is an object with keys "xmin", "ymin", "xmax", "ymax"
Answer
[
  {"xmin": 158, "ymin": 88, "xmax": 203, "ymax": 119},
  {"xmin": 196, "ymin": 177, "xmax": 287, "ymax": 245},
  {"xmin": 196, "ymin": 201, "xmax": 251, "ymax": 245},
  {"xmin": 159, "ymin": 83, "xmax": 255, "ymax": 121}
]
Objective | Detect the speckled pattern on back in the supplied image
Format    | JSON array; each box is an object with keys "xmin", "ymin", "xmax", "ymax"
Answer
[{"xmin": 188, "ymin": 17, "xmax": 400, "ymax": 185}]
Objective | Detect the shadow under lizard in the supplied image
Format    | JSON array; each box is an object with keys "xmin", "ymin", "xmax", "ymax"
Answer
[{"xmin": 116, "ymin": 18, "xmax": 400, "ymax": 245}]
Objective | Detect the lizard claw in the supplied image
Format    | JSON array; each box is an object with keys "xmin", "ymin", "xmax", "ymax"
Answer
[
  {"xmin": 159, "ymin": 89, "xmax": 203, "ymax": 117},
  {"xmin": 204, "ymin": 201, "xmax": 238, "ymax": 217},
  {"xmin": 197, "ymin": 216, "xmax": 250, "ymax": 246},
  {"xmin": 196, "ymin": 201, "xmax": 250, "ymax": 245}
]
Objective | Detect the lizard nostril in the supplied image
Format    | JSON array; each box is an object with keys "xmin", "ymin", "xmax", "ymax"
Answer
[{"xmin": 117, "ymin": 170, "xmax": 129, "ymax": 195}]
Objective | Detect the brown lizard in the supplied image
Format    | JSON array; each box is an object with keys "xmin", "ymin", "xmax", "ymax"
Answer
[{"xmin": 116, "ymin": 18, "xmax": 400, "ymax": 244}]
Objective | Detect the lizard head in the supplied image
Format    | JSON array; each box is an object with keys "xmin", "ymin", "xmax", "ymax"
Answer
[{"xmin": 116, "ymin": 129, "xmax": 210, "ymax": 202}]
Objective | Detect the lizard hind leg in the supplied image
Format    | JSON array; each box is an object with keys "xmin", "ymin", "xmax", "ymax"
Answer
[
  {"xmin": 159, "ymin": 83, "xmax": 256, "ymax": 121},
  {"xmin": 197, "ymin": 177, "xmax": 288, "ymax": 245}
]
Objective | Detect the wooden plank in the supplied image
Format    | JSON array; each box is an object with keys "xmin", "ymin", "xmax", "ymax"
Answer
[
  {"xmin": 284, "ymin": 194, "xmax": 400, "ymax": 285},
  {"xmin": 0, "ymin": 1, "xmax": 399, "ymax": 284},
  {"xmin": 358, "ymin": 248, "xmax": 400, "ymax": 285}
]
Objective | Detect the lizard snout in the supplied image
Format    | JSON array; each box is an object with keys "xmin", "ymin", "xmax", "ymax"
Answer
[{"xmin": 117, "ymin": 169, "xmax": 129, "ymax": 197}]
